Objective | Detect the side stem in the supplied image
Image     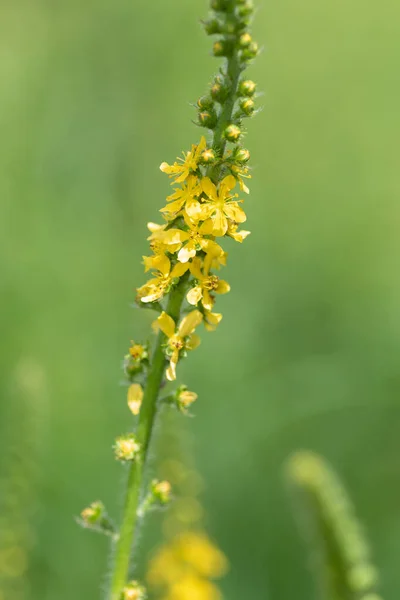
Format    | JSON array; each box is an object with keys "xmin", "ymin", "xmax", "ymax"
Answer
[{"xmin": 108, "ymin": 277, "xmax": 188, "ymax": 600}]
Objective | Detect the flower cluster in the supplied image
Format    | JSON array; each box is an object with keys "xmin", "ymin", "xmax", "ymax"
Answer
[{"xmin": 135, "ymin": 135, "xmax": 251, "ymax": 382}]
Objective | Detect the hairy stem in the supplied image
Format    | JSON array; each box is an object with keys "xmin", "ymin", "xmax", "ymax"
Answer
[{"xmin": 108, "ymin": 277, "xmax": 188, "ymax": 600}]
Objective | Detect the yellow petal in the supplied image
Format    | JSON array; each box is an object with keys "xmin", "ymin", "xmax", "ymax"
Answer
[
  {"xmin": 127, "ymin": 383, "xmax": 144, "ymax": 416},
  {"xmin": 219, "ymin": 174, "xmax": 237, "ymax": 198},
  {"xmin": 186, "ymin": 333, "xmax": 201, "ymax": 350},
  {"xmin": 171, "ymin": 262, "xmax": 189, "ymax": 279},
  {"xmin": 162, "ymin": 229, "xmax": 188, "ymax": 245},
  {"xmin": 194, "ymin": 136, "xmax": 207, "ymax": 160},
  {"xmin": 143, "ymin": 253, "xmax": 170, "ymax": 274},
  {"xmin": 185, "ymin": 198, "xmax": 203, "ymax": 219},
  {"xmin": 160, "ymin": 198, "xmax": 185, "ymax": 216},
  {"xmin": 229, "ymin": 228, "xmax": 251, "ymax": 242},
  {"xmin": 202, "ymin": 289, "xmax": 214, "ymax": 310},
  {"xmin": 204, "ymin": 310, "xmax": 223, "ymax": 332},
  {"xmin": 216, "ymin": 279, "xmax": 230, "ymax": 294},
  {"xmin": 224, "ymin": 202, "xmax": 247, "ymax": 223},
  {"xmin": 211, "ymin": 209, "xmax": 228, "ymax": 236},
  {"xmin": 187, "ymin": 286, "xmax": 203, "ymax": 306},
  {"xmin": 178, "ymin": 243, "xmax": 197, "ymax": 263},
  {"xmin": 160, "ymin": 161, "xmax": 172, "ymax": 173},
  {"xmin": 166, "ymin": 349, "xmax": 179, "ymax": 381},
  {"xmin": 189, "ymin": 257, "xmax": 204, "ymax": 280},
  {"xmin": 156, "ymin": 311, "xmax": 176, "ymax": 338},
  {"xmin": 178, "ymin": 310, "xmax": 203, "ymax": 338},
  {"xmin": 199, "ymin": 219, "xmax": 214, "ymax": 235},
  {"xmin": 147, "ymin": 222, "xmax": 166, "ymax": 234},
  {"xmin": 201, "ymin": 177, "xmax": 217, "ymax": 200}
]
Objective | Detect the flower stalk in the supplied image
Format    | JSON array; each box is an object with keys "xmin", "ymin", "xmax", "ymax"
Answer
[{"xmin": 79, "ymin": 1, "xmax": 260, "ymax": 598}]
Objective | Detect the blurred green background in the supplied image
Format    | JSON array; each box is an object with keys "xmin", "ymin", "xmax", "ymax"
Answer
[{"xmin": 1, "ymin": 0, "xmax": 400, "ymax": 598}]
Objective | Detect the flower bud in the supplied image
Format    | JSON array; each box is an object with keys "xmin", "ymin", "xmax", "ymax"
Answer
[
  {"xmin": 239, "ymin": 97, "xmax": 255, "ymax": 115},
  {"xmin": 200, "ymin": 148, "xmax": 217, "ymax": 165},
  {"xmin": 203, "ymin": 18, "xmax": 223, "ymax": 35},
  {"xmin": 211, "ymin": 0, "xmax": 228, "ymax": 11},
  {"xmin": 127, "ymin": 383, "xmax": 144, "ymax": 416},
  {"xmin": 151, "ymin": 479, "xmax": 172, "ymax": 505},
  {"xmin": 212, "ymin": 39, "xmax": 232, "ymax": 57},
  {"xmin": 238, "ymin": 79, "xmax": 256, "ymax": 97},
  {"xmin": 122, "ymin": 581, "xmax": 147, "ymax": 600},
  {"xmin": 129, "ymin": 342, "xmax": 148, "ymax": 361},
  {"xmin": 241, "ymin": 41, "xmax": 259, "ymax": 60},
  {"xmin": 80, "ymin": 500, "xmax": 104, "ymax": 525},
  {"xmin": 198, "ymin": 109, "xmax": 218, "ymax": 129},
  {"xmin": 114, "ymin": 434, "xmax": 141, "ymax": 462},
  {"xmin": 176, "ymin": 385, "xmax": 198, "ymax": 413},
  {"xmin": 210, "ymin": 81, "xmax": 229, "ymax": 103},
  {"xmin": 234, "ymin": 148, "xmax": 251, "ymax": 163},
  {"xmin": 237, "ymin": 0, "xmax": 254, "ymax": 17},
  {"xmin": 224, "ymin": 124, "xmax": 241, "ymax": 142},
  {"xmin": 239, "ymin": 32, "xmax": 252, "ymax": 48},
  {"xmin": 197, "ymin": 95, "xmax": 214, "ymax": 110}
]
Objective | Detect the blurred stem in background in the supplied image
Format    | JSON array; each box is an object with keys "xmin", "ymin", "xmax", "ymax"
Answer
[{"xmin": 286, "ymin": 451, "xmax": 383, "ymax": 600}]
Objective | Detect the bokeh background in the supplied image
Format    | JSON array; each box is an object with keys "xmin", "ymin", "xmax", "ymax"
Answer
[{"xmin": 1, "ymin": 0, "xmax": 400, "ymax": 598}]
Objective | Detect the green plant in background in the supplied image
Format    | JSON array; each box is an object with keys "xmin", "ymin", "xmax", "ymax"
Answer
[
  {"xmin": 286, "ymin": 451, "xmax": 383, "ymax": 600},
  {"xmin": 79, "ymin": 1, "xmax": 259, "ymax": 598}
]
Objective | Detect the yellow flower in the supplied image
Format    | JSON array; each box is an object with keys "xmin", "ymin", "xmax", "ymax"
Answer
[
  {"xmin": 127, "ymin": 383, "xmax": 143, "ymax": 416},
  {"xmin": 230, "ymin": 163, "xmax": 251, "ymax": 194},
  {"xmin": 167, "ymin": 574, "xmax": 221, "ymax": 600},
  {"xmin": 196, "ymin": 175, "xmax": 246, "ymax": 236},
  {"xmin": 137, "ymin": 261, "xmax": 188, "ymax": 304},
  {"xmin": 128, "ymin": 342, "xmax": 147, "ymax": 361},
  {"xmin": 176, "ymin": 215, "xmax": 224, "ymax": 264},
  {"xmin": 160, "ymin": 175, "xmax": 202, "ymax": 220},
  {"xmin": 175, "ymin": 532, "xmax": 228, "ymax": 579},
  {"xmin": 154, "ymin": 310, "xmax": 203, "ymax": 381},
  {"xmin": 226, "ymin": 221, "xmax": 251, "ymax": 243},
  {"xmin": 160, "ymin": 137, "xmax": 207, "ymax": 183},
  {"xmin": 176, "ymin": 385, "xmax": 198, "ymax": 412},
  {"xmin": 187, "ymin": 257, "xmax": 230, "ymax": 310}
]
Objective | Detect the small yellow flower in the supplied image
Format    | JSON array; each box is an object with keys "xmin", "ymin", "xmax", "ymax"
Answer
[
  {"xmin": 195, "ymin": 175, "xmax": 246, "ymax": 236},
  {"xmin": 175, "ymin": 532, "xmax": 228, "ymax": 579},
  {"xmin": 160, "ymin": 175, "xmax": 202, "ymax": 220},
  {"xmin": 127, "ymin": 383, "xmax": 144, "ymax": 416},
  {"xmin": 176, "ymin": 385, "xmax": 198, "ymax": 412},
  {"xmin": 151, "ymin": 479, "xmax": 172, "ymax": 505},
  {"xmin": 187, "ymin": 257, "xmax": 230, "ymax": 310},
  {"xmin": 175, "ymin": 215, "xmax": 224, "ymax": 264},
  {"xmin": 137, "ymin": 261, "xmax": 188, "ymax": 304},
  {"xmin": 226, "ymin": 221, "xmax": 251, "ymax": 242},
  {"xmin": 154, "ymin": 310, "xmax": 203, "ymax": 381},
  {"xmin": 122, "ymin": 581, "xmax": 146, "ymax": 600},
  {"xmin": 160, "ymin": 137, "xmax": 207, "ymax": 183},
  {"xmin": 129, "ymin": 343, "xmax": 147, "ymax": 361},
  {"xmin": 230, "ymin": 163, "xmax": 251, "ymax": 194},
  {"xmin": 114, "ymin": 434, "xmax": 141, "ymax": 462}
]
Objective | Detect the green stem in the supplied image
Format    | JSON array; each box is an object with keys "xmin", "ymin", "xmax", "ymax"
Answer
[{"xmin": 108, "ymin": 277, "xmax": 188, "ymax": 600}]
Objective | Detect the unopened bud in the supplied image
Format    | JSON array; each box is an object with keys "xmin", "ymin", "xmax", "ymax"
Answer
[
  {"xmin": 151, "ymin": 479, "xmax": 172, "ymax": 505},
  {"xmin": 241, "ymin": 41, "xmax": 259, "ymax": 60},
  {"xmin": 237, "ymin": 0, "xmax": 254, "ymax": 17},
  {"xmin": 122, "ymin": 581, "xmax": 147, "ymax": 600},
  {"xmin": 212, "ymin": 39, "xmax": 232, "ymax": 57},
  {"xmin": 81, "ymin": 501, "xmax": 104, "ymax": 525},
  {"xmin": 238, "ymin": 79, "xmax": 256, "ymax": 97},
  {"xmin": 114, "ymin": 434, "xmax": 141, "ymax": 462},
  {"xmin": 200, "ymin": 148, "xmax": 217, "ymax": 165},
  {"xmin": 197, "ymin": 95, "xmax": 214, "ymax": 110},
  {"xmin": 198, "ymin": 109, "xmax": 218, "ymax": 129},
  {"xmin": 235, "ymin": 148, "xmax": 251, "ymax": 163},
  {"xmin": 210, "ymin": 82, "xmax": 229, "ymax": 103},
  {"xmin": 239, "ymin": 97, "xmax": 255, "ymax": 115},
  {"xmin": 211, "ymin": 0, "xmax": 228, "ymax": 11},
  {"xmin": 224, "ymin": 124, "xmax": 241, "ymax": 142},
  {"xmin": 239, "ymin": 32, "xmax": 252, "ymax": 48},
  {"xmin": 127, "ymin": 383, "xmax": 143, "ymax": 416},
  {"xmin": 203, "ymin": 18, "xmax": 222, "ymax": 35}
]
